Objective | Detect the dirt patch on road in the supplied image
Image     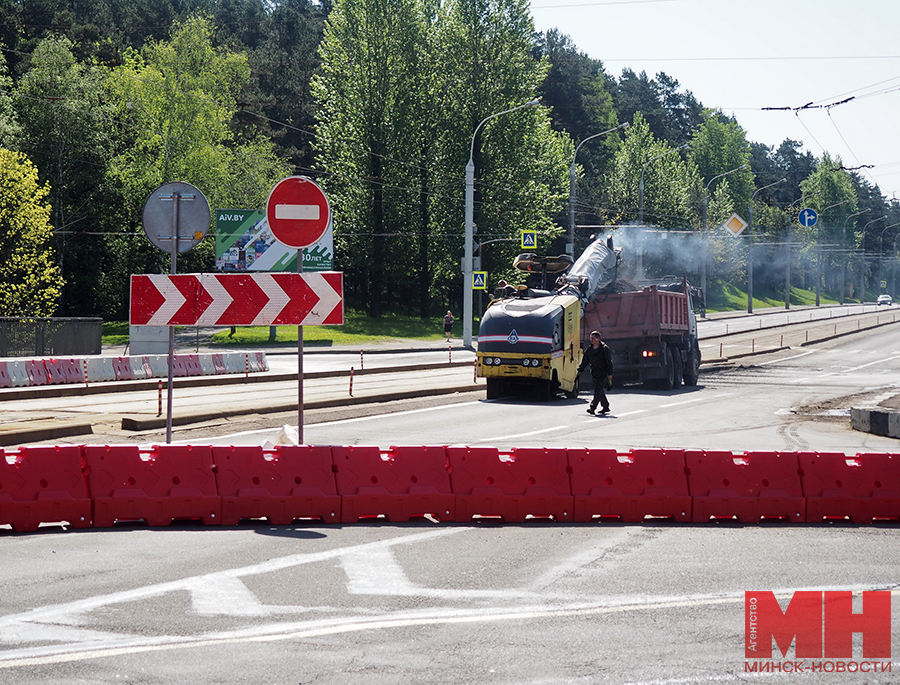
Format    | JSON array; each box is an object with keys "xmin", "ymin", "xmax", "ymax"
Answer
[{"xmin": 792, "ymin": 387, "xmax": 900, "ymax": 420}]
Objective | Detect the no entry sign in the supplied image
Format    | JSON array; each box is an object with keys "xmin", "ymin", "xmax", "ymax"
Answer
[{"xmin": 266, "ymin": 176, "xmax": 330, "ymax": 249}]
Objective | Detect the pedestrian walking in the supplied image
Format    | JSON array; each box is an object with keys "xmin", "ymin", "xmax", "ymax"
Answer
[
  {"xmin": 443, "ymin": 310, "xmax": 454, "ymax": 341},
  {"xmin": 577, "ymin": 330, "xmax": 613, "ymax": 414}
]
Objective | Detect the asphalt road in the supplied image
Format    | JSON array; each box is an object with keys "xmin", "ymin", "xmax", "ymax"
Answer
[{"xmin": 3, "ymin": 316, "xmax": 900, "ymax": 684}]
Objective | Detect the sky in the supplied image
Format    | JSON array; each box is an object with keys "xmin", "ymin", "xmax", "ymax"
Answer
[{"xmin": 529, "ymin": 0, "xmax": 900, "ymax": 201}]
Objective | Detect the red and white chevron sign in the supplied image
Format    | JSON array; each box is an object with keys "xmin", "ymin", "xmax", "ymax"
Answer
[{"xmin": 130, "ymin": 272, "xmax": 343, "ymax": 326}]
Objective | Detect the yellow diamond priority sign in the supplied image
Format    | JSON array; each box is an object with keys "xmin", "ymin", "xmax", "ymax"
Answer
[{"xmin": 720, "ymin": 213, "xmax": 748, "ymax": 238}]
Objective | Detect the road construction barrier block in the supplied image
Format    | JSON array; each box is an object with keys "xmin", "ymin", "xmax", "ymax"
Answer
[
  {"xmin": 0, "ymin": 362, "xmax": 10, "ymax": 388},
  {"xmin": 184, "ymin": 355, "xmax": 204, "ymax": 376},
  {"xmin": 198, "ymin": 354, "xmax": 216, "ymax": 376},
  {"xmin": 58, "ymin": 358, "xmax": 84, "ymax": 384},
  {"xmin": 44, "ymin": 358, "xmax": 69, "ymax": 384},
  {"xmin": 171, "ymin": 356, "xmax": 189, "ymax": 377},
  {"xmin": 800, "ymin": 452, "xmax": 900, "ymax": 523},
  {"xmin": 223, "ymin": 353, "xmax": 244, "ymax": 374},
  {"xmin": 254, "ymin": 352, "xmax": 269, "ymax": 372},
  {"xmin": 112, "ymin": 357, "xmax": 134, "ymax": 381},
  {"xmin": 146, "ymin": 355, "xmax": 168, "ymax": 378},
  {"xmin": 83, "ymin": 444, "xmax": 221, "ymax": 527},
  {"xmin": 0, "ymin": 445, "xmax": 91, "ymax": 532},
  {"xmin": 447, "ymin": 446, "xmax": 572, "ymax": 522},
  {"xmin": 686, "ymin": 450, "xmax": 804, "ymax": 523},
  {"xmin": 332, "ymin": 445, "xmax": 454, "ymax": 522},
  {"xmin": 568, "ymin": 448, "xmax": 691, "ymax": 522},
  {"xmin": 7, "ymin": 360, "xmax": 28, "ymax": 387},
  {"xmin": 84, "ymin": 357, "xmax": 116, "ymax": 382},
  {"xmin": 212, "ymin": 445, "xmax": 339, "ymax": 524},
  {"xmin": 25, "ymin": 359, "xmax": 49, "ymax": 386},
  {"xmin": 129, "ymin": 356, "xmax": 151, "ymax": 380},
  {"xmin": 212, "ymin": 354, "xmax": 227, "ymax": 374}
]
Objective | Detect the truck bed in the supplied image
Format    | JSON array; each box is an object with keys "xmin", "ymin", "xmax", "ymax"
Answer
[{"xmin": 581, "ymin": 285, "xmax": 691, "ymax": 340}]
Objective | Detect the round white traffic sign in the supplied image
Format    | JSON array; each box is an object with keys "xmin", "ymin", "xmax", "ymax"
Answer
[{"xmin": 266, "ymin": 176, "xmax": 331, "ymax": 249}]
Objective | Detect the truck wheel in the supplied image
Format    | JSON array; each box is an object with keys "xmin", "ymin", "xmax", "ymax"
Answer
[
  {"xmin": 564, "ymin": 376, "xmax": 580, "ymax": 399},
  {"xmin": 656, "ymin": 345, "xmax": 675, "ymax": 391},
  {"xmin": 672, "ymin": 347, "xmax": 683, "ymax": 389},
  {"xmin": 684, "ymin": 342, "xmax": 700, "ymax": 386},
  {"xmin": 486, "ymin": 378, "xmax": 501, "ymax": 399}
]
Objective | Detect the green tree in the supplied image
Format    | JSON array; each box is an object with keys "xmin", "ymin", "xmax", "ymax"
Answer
[
  {"xmin": 12, "ymin": 35, "xmax": 113, "ymax": 315},
  {"xmin": 430, "ymin": 0, "xmax": 571, "ymax": 298},
  {"xmin": 313, "ymin": 0, "xmax": 428, "ymax": 317},
  {"xmin": 690, "ymin": 112, "xmax": 754, "ymax": 223},
  {"xmin": 535, "ymin": 29, "xmax": 621, "ymax": 234},
  {"xmin": 0, "ymin": 149, "xmax": 63, "ymax": 316},
  {"xmin": 606, "ymin": 112, "xmax": 698, "ymax": 228},
  {"xmin": 102, "ymin": 14, "xmax": 290, "ymax": 317},
  {"xmin": 0, "ymin": 50, "xmax": 19, "ymax": 148}
]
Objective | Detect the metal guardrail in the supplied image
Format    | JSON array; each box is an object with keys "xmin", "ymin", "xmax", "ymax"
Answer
[{"xmin": 0, "ymin": 318, "xmax": 102, "ymax": 357}]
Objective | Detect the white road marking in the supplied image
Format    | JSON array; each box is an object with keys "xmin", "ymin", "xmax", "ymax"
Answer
[
  {"xmin": 756, "ymin": 350, "xmax": 818, "ymax": 366},
  {"xmin": 3, "ymin": 587, "xmax": 894, "ymax": 669},
  {"xmin": 658, "ymin": 393, "xmax": 732, "ymax": 408},
  {"xmin": 478, "ymin": 425, "xmax": 568, "ymax": 442},
  {"xmin": 613, "ymin": 409, "xmax": 647, "ymax": 417}
]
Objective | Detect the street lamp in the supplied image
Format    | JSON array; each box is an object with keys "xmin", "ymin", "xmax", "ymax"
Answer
[
  {"xmin": 815, "ymin": 198, "xmax": 852, "ymax": 306},
  {"xmin": 747, "ymin": 178, "xmax": 786, "ymax": 313},
  {"xmin": 463, "ymin": 97, "xmax": 540, "ymax": 348},
  {"xmin": 840, "ymin": 209, "xmax": 869, "ymax": 304},
  {"xmin": 639, "ymin": 143, "xmax": 689, "ymax": 224},
  {"xmin": 568, "ymin": 122, "xmax": 628, "ymax": 257},
  {"xmin": 859, "ymin": 215, "xmax": 888, "ymax": 303},
  {"xmin": 700, "ymin": 164, "xmax": 747, "ymax": 312}
]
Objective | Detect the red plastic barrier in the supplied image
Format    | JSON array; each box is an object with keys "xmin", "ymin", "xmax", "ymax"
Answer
[
  {"xmin": 184, "ymin": 355, "xmax": 204, "ymax": 376},
  {"xmin": 59, "ymin": 358, "xmax": 83, "ymax": 384},
  {"xmin": 212, "ymin": 445, "xmax": 340, "ymax": 524},
  {"xmin": 171, "ymin": 356, "xmax": 189, "ymax": 377},
  {"xmin": 0, "ymin": 362, "xmax": 11, "ymax": 389},
  {"xmin": 112, "ymin": 357, "xmax": 134, "ymax": 381},
  {"xmin": 82, "ymin": 444, "xmax": 221, "ymax": 527},
  {"xmin": 800, "ymin": 452, "xmax": 900, "ymax": 523},
  {"xmin": 0, "ymin": 445, "xmax": 91, "ymax": 532},
  {"xmin": 44, "ymin": 359, "xmax": 66, "ymax": 384},
  {"xmin": 25, "ymin": 359, "xmax": 49, "ymax": 386},
  {"xmin": 447, "ymin": 446, "xmax": 572, "ymax": 522},
  {"xmin": 212, "ymin": 353, "xmax": 227, "ymax": 374},
  {"xmin": 686, "ymin": 450, "xmax": 804, "ymax": 523},
  {"xmin": 332, "ymin": 445, "xmax": 454, "ymax": 522},
  {"xmin": 568, "ymin": 448, "xmax": 691, "ymax": 522}
]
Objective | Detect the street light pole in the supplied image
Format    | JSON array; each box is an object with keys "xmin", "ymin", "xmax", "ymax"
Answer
[
  {"xmin": 841, "ymin": 209, "xmax": 868, "ymax": 304},
  {"xmin": 815, "ymin": 198, "xmax": 852, "ymax": 306},
  {"xmin": 747, "ymin": 178, "xmax": 786, "ymax": 313},
  {"xmin": 568, "ymin": 122, "xmax": 628, "ymax": 257},
  {"xmin": 463, "ymin": 98, "xmax": 540, "ymax": 348},
  {"xmin": 859, "ymin": 215, "xmax": 888, "ymax": 303},
  {"xmin": 700, "ymin": 164, "xmax": 746, "ymax": 313},
  {"xmin": 639, "ymin": 143, "xmax": 688, "ymax": 224}
]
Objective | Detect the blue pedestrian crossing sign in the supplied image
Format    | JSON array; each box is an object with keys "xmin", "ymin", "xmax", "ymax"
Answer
[
  {"xmin": 799, "ymin": 208, "xmax": 818, "ymax": 228},
  {"xmin": 521, "ymin": 230, "xmax": 538, "ymax": 249},
  {"xmin": 473, "ymin": 271, "xmax": 488, "ymax": 290}
]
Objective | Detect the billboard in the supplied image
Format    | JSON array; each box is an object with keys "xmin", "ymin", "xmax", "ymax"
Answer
[{"xmin": 215, "ymin": 209, "xmax": 333, "ymax": 272}]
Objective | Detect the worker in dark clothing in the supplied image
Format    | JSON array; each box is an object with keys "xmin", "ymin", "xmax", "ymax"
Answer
[{"xmin": 577, "ymin": 330, "xmax": 613, "ymax": 414}]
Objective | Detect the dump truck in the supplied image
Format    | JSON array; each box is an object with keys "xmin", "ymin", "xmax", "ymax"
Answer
[{"xmin": 476, "ymin": 235, "xmax": 701, "ymax": 399}]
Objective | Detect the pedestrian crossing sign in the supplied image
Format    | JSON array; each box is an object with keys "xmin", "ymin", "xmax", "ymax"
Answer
[
  {"xmin": 521, "ymin": 230, "xmax": 537, "ymax": 249},
  {"xmin": 473, "ymin": 271, "xmax": 487, "ymax": 290}
]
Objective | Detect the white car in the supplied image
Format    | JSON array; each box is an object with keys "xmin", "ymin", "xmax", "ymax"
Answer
[{"xmin": 877, "ymin": 294, "xmax": 892, "ymax": 306}]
